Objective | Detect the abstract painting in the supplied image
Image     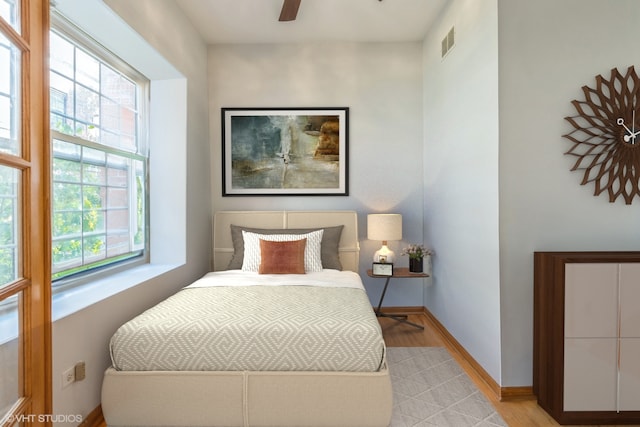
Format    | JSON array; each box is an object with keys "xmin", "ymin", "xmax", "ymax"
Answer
[{"xmin": 222, "ymin": 108, "xmax": 348, "ymax": 196}]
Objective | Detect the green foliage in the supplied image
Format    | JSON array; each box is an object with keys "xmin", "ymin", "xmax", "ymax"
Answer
[
  {"xmin": 52, "ymin": 165, "xmax": 105, "ymax": 268},
  {"xmin": 51, "ymin": 149, "xmax": 139, "ymax": 278}
]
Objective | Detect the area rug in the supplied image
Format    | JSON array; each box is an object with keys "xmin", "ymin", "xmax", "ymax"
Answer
[{"xmin": 387, "ymin": 347, "xmax": 507, "ymax": 427}]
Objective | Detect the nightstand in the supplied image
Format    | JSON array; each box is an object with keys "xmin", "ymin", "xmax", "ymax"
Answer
[{"xmin": 367, "ymin": 267, "xmax": 428, "ymax": 330}]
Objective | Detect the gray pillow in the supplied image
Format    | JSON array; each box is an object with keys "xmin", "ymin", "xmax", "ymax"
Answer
[{"xmin": 228, "ymin": 225, "xmax": 344, "ymax": 270}]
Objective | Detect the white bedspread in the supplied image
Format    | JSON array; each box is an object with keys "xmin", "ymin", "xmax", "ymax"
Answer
[
  {"xmin": 185, "ymin": 269, "xmax": 365, "ymax": 289},
  {"xmin": 110, "ymin": 270, "xmax": 385, "ymax": 373}
]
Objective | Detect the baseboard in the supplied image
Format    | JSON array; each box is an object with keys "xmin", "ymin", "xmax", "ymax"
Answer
[
  {"xmin": 79, "ymin": 404, "xmax": 104, "ymax": 427},
  {"xmin": 500, "ymin": 386, "xmax": 535, "ymax": 401},
  {"xmin": 377, "ymin": 306, "xmax": 425, "ymax": 315},
  {"xmin": 420, "ymin": 307, "xmax": 534, "ymax": 402}
]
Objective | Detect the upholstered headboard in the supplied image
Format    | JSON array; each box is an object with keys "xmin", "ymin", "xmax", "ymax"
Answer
[{"xmin": 213, "ymin": 210, "xmax": 360, "ymax": 272}]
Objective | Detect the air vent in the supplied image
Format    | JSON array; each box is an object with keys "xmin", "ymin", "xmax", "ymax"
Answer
[{"xmin": 441, "ymin": 26, "xmax": 455, "ymax": 58}]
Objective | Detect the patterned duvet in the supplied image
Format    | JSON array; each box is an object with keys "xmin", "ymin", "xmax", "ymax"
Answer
[{"xmin": 109, "ymin": 270, "xmax": 386, "ymax": 372}]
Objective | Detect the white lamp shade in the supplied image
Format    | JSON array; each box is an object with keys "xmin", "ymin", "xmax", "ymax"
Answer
[{"xmin": 367, "ymin": 214, "xmax": 402, "ymax": 241}]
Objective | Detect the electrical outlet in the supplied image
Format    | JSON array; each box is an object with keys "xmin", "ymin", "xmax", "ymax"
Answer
[
  {"xmin": 74, "ymin": 361, "xmax": 86, "ymax": 381},
  {"xmin": 62, "ymin": 366, "xmax": 75, "ymax": 388}
]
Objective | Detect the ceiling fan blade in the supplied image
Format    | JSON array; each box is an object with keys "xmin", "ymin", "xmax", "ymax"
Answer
[{"xmin": 279, "ymin": 0, "xmax": 301, "ymax": 21}]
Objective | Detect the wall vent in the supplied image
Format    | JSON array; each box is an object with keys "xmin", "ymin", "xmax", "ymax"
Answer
[{"xmin": 441, "ymin": 26, "xmax": 455, "ymax": 58}]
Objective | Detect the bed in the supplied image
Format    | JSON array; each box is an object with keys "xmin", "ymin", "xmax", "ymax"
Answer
[{"xmin": 101, "ymin": 210, "xmax": 393, "ymax": 427}]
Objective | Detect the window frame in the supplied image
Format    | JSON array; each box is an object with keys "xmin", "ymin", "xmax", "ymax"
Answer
[
  {"xmin": 48, "ymin": 0, "xmax": 187, "ymax": 322},
  {"xmin": 49, "ymin": 13, "xmax": 150, "ymax": 290},
  {"xmin": 0, "ymin": 0, "xmax": 51, "ymax": 424}
]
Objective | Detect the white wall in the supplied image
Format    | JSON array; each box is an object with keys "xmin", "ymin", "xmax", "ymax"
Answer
[
  {"xmin": 423, "ymin": 0, "xmax": 502, "ymax": 382},
  {"xmin": 498, "ymin": 0, "xmax": 640, "ymax": 386},
  {"xmin": 51, "ymin": 0, "xmax": 211, "ymax": 423},
  {"xmin": 208, "ymin": 42, "xmax": 427, "ymax": 306}
]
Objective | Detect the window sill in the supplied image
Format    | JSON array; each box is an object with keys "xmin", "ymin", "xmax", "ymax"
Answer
[{"xmin": 52, "ymin": 263, "xmax": 179, "ymax": 322}]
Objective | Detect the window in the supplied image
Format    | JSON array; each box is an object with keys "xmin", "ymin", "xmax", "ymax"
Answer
[
  {"xmin": 49, "ymin": 20, "xmax": 148, "ymax": 284},
  {"xmin": 0, "ymin": 9, "xmax": 20, "ymax": 289},
  {"xmin": 0, "ymin": 166, "xmax": 18, "ymax": 286},
  {"xmin": 0, "ymin": 12, "xmax": 19, "ymax": 157}
]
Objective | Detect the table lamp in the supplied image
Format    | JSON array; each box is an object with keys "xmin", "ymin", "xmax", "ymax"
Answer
[{"xmin": 367, "ymin": 213, "xmax": 402, "ymax": 263}]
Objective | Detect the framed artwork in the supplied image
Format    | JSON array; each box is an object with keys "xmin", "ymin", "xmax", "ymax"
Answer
[{"xmin": 222, "ymin": 107, "xmax": 349, "ymax": 196}]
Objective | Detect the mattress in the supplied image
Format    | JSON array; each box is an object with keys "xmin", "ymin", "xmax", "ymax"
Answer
[{"xmin": 109, "ymin": 270, "xmax": 385, "ymax": 373}]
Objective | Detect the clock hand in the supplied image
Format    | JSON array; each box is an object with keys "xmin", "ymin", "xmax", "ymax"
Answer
[
  {"xmin": 620, "ymin": 112, "xmax": 640, "ymax": 143},
  {"xmin": 618, "ymin": 117, "xmax": 638, "ymax": 143},
  {"xmin": 624, "ymin": 128, "xmax": 640, "ymax": 143},
  {"xmin": 633, "ymin": 110, "xmax": 636, "ymax": 144},
  {"xmin": 618, "ymin": 117, "xmax": 633, "ymax": 134}
]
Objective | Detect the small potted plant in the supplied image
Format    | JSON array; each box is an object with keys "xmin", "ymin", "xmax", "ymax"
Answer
[{"xmin": 401, "ymin": 244, "xmax": 433, "ymax": 273}]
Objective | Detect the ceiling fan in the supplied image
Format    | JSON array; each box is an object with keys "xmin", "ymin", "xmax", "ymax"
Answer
[{"xmin": 279, "ymin": 0, "xmax": 301, "ymax": 21}]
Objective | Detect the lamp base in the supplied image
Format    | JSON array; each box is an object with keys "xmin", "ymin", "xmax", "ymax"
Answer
[{"xmin": 373, "ymin": 245, "xmax": 395, "ymax": 263}]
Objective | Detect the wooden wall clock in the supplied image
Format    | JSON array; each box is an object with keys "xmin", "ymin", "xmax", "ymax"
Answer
[{"xmin": 563, "ymin": 66, "xmax": 640, "ymax": 204}]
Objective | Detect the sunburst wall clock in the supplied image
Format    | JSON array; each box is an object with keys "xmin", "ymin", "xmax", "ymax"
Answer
[{"xmin": 563, "ymin": 65, "xmax": 640, "ymax": 204}]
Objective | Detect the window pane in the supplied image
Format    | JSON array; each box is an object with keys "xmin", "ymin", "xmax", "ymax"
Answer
[
  {"xmin": 107, "ymin": 232, "xmax": 129, "ymax": 258},
  {"xmin": 75, "ymin": 84, "xmax": 99, "ymax": 141},
  {"xmin": 52, "ymin": 211, "xmax": 81, "ymax": 236},
  {"xmin": 83, "ymin": 185, "xmax": 104, "ymax": 212},
  {"xmin": 75, "ymin": 49, "xmax": 99, "ymax": 91},
  {"xmin": 50, "ymin": 32, "xmax": 74, "ymax": 78},
  {"xmin": 53, "ymin": 182, "xmax": 82, "ymax": 211},
  {"xmin": 101, "ymin": 64, "xmax": 137, "ymax": 152},
  {"xmin": 83, "ymin": 209, "xmax": 104, "ymax": 233},
  {"xmin": 0, "ymin": 33, "xmax": 20, "ymax": 155},
  {"xmin": 0, "ymin": 294, "xmax": 19, "ymax": 419},
  {"xmin": 52, "ymin": 238, "xmax": 82, "ymax": 272},
  {"xmin": 107, "ymin": 154, "xmax": 128, "ymax": 186},
  {"xmin": 107, "ymin": 187, "xmax": 127, "ymax": 209},
  {"xmin": 134, "ymin": 159, "xmax": 145, "ymax": 248},
  {"xmin": 107, "ymin": 209, "xmax": 128, "ymax": 233},
  {"xmin": 102, "ymin": 130, "xmax": 134, "ymax": 152},
  {"xmin": 0, "ymin": 166, "xmax": 18, "ymax": 288},
  {"xmin": 53, "ymin": 157, "xmax": 81, "ymax": 183},
  {"xmin": 83, "ymin": 235, "xmax": 105, "ymax": 263},
  {"xmin": 50, "ymin": 113, "xmax": 74, "ymax": 136},
  {"xmin": 52, "ymin": 139, "xmax": 81, "ymax": 171},
  {"xmin": 50, "ymin": 73, "xmax": 74, "ymax": 135},
  {"xmin": 83, "ymin": 149, "xmax": 106, "ymax": 190},
  {"xmin": 101, "ymin": 65, "xmax": 136, "ymax": 109},
  {"xmin": 52, "ymin": 141, "xmax": 144, "ymax": 279},
  {"xmin": 50, "ymin": 73, "xmax": 74, "ymax": 112},
  {"xmin": 100, "ymin": 97, "xmax": 118, "ymax": 133},
  {"xmin": 0, "ymin": 0, "xmax": 19, "ymax": 32},
  {"xmin": 82, "ymin": 146, "xmax": 105, "ymax": 167}
]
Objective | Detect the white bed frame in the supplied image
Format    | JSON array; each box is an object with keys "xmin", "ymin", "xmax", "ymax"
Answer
[{"xmin": 102, "ymin": 210, "xmax": 392, "ymax": 427}]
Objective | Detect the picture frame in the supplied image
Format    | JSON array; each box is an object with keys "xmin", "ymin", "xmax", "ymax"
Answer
[{"xmin": 222, "ymin": 107, "xmax": 349, "ymax": 196}]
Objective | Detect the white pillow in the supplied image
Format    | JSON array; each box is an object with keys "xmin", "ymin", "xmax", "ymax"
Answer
[{"xmin": 241, "ymin": 229, "xmax": 324, "ymax": 273}]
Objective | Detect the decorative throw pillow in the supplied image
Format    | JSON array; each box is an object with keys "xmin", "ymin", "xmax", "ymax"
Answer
[
  {"xmin": 228, "ymin": 225, "xmax": 344, "ymax": 270},
  {"xmin": 241, "ymin": 229, "xmax": 324, "ymax": 273},
  {"xmin": 258, "ymin": 239, "xmax": 306, "ymax": 274}
]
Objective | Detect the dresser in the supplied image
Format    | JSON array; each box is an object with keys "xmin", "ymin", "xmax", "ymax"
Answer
[{"xmin": 533, "ymin": 252, "xmax": 640, "ymax": 424}]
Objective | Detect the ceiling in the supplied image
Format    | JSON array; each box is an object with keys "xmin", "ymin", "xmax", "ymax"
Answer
[{"xmin": 175, "ymin": 0, "xmax": 449, "ymax": 45}]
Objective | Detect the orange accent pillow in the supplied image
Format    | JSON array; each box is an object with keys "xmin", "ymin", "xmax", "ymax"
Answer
[{"xmin": 259, "ymin": 238, "xmax": 307, "ymax": 274}]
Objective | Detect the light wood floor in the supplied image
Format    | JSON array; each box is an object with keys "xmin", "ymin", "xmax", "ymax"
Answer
[{"xmin": 379, "ymin": 313, "xmax": 639, "ymax": 427}]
